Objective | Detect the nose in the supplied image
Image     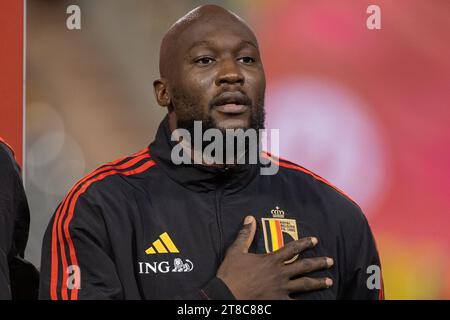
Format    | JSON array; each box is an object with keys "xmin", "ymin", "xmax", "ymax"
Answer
[{"xmin": 215, "ymin": 58, "xmax": 245, "ymax": 87}]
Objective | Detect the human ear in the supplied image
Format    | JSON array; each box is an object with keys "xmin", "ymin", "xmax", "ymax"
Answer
[{"xmin": 153, "ymin": 78, "xmax": 171, "ymax": 107}]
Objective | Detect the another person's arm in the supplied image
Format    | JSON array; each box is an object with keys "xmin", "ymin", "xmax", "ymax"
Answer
[{"xmin": 0, "ymin": 142, "xmax": 32, "ymax": 299}]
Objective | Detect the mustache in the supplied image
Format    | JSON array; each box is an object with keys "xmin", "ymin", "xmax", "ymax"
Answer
[{"xmin": 209, "ymin": 91, "xmax": 253, "ymax": 109}]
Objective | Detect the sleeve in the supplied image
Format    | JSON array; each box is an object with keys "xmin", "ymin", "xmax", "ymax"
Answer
[
  {"xmin": 177, "ymin": 277, "xmax": 236, "ymax": 300},
  {"xmin": 0, "ymin": 156, "xmax": 13, "ymax": 299},
  {"xmin": 0, "ymin": 142, "xmax": 33, "ymax": 300},
  {"xmin": 0, "ymin": 174, "xmax": 12, "ymax": 300},
  {"xmin": 340, "ymin": 207, "xmax": 384, "ymax": 300},
  {"xmin": 39, "ymin": 192, "xmax": 124, "ymax": 300},
  {"xmin": 0, "ymin": 239, "xmax": 10, "ymax": 299}
]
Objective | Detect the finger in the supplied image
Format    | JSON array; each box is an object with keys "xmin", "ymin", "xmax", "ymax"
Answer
[
  {"xmin": 286, "ymin": 277, "xmax": 333, "ymax": 293},
  {"xmin": 273, "ymin": 237, "xmax": 317, "ymax": 262},
  {"xmin": 284, "ymin": 257, "xmax": 333, "ymax": 277},
  {"xmin": 231, "ymin": 216, "xmax": 256, "ymax": 253}
]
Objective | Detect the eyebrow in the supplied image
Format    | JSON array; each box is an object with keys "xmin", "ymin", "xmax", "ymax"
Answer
[
  {"xmin": 240, "ymin": 40, "xmax": 258, "ymax": 49},
  {"xmin": 187, "ymin": 39, "xmax": 258, "ymax": 52}
]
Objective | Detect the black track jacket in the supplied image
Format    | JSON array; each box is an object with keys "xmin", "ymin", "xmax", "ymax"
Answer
[
  {"xmin": 40, "ymin": 116, "xmax": 384, "ymax": 300},
  {"xmin": 1, "ymin": 139, "xmax": 39, "ymax": 300}
]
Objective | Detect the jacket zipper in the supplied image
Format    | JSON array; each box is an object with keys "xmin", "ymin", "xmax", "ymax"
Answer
[
  {"xmin": 214, "ymin": 185, "xmax": 224, "ymax": 261},
  {"xmin": 214, "ymin": 168, "xmax": 229, "ymax": 262}
]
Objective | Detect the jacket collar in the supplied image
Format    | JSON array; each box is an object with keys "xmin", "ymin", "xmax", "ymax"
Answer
[{"xmin": 149, "ymin": 115, "xmax": 260, "ymax": 193}]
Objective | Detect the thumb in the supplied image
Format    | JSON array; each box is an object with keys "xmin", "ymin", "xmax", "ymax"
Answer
[{"xmin": 233, "ymin": 216, "xmax": 256, "ymax": 253}]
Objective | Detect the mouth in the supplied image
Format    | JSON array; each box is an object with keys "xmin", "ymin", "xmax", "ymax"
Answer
[
  {"xmin": 213, "ymin": 103, "xmax": 249, "ymax": 114},
  {"xmin": 211, "ymin": 92, "xmax": 252, "ymax": 115}
]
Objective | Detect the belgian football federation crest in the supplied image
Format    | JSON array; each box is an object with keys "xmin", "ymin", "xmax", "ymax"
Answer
[{"xmin": 261, "ymin": 206, "xmax": 299, "ymax": 264}]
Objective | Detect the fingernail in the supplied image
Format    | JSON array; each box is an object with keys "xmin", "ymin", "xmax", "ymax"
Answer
[
  {"xmin": 244, "ymin": 216, "xmax": 254, "ymax": 225},
  {"xmin": 325, "ymin": 278, "xmax": 333, "ymax": 287},
  {"xmin": 311, "ymin": 237, "xmax": 318, "ymax": 246},
  {"xmin": 326, "ymin": 258, "xmax": 334, "ymax": 266}
]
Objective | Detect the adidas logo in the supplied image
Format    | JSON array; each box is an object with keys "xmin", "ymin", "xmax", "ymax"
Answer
[{"xmin": 145, "ymin": 232, "xmax": 180, "ymax": 254}]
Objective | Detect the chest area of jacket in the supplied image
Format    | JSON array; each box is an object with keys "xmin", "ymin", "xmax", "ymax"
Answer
[{"xmin": 126, "ymin": 186, "xmax": 338, "ymax": 298}]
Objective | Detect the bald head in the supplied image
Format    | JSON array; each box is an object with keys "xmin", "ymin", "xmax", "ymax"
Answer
[
  {"xmin": 153, "ymin": 4, "xmax": 265, "ymax": 133},
  {"xmin": 159, "ymin": 4, "xmax": 258, "ymax": 79}
]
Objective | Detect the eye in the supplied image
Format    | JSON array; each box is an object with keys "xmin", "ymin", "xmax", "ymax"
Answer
[
  {"xmin": 195, "ymin": 57, "xmax": 215, "ymax": 65},
  {"xmin": 238, "ymin": 56, "xmax": 256, "ymax": 64}
]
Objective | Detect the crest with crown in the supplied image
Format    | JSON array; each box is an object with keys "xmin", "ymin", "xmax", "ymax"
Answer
[{"xmin": 271, "ymin": 206, "xmax": 285, "ymax": 218}]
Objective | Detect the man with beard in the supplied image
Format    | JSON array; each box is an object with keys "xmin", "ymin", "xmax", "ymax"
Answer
[{"xmin": 39, "ymin": 5, "xmax": 383, "ymax": 300}]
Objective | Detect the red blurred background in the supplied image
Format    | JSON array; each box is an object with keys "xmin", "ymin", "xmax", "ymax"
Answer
[{"xmin": 0, "ymin": 1, "xmax": 24, "ymax": 165}]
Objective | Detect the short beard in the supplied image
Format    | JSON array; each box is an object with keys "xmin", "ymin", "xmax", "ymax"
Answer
[
  {"xmin": 171, "ymin": 88, "xmax": 266, "ymax": 165},
  {"xmin": 172, "ymin": 88, "xmax": 266, "ymax": 135}
]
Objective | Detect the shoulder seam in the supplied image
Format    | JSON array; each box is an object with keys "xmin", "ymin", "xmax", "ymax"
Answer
[
  {"xmin": 0, "ymin": 138, "xmax": 21, "ymax": 174},
  {"xmin": 262, "ymin": 151, "xmax": 358, "ymax": 206},
  {"xmin": 0, "ymin": 137, "xmax": 15, "ymax": 156}
]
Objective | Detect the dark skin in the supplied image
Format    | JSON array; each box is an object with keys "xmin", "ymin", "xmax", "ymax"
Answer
[
  {"xmin": 154, "ymin": 5, "xmax": 265, "ymax": 134},
  {"xmin": 153, "ymin": 5, "xmax": 333, "ymax": 300}
]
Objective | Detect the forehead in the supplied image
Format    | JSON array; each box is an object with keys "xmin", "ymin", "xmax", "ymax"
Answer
[{"xmin": 176, "ymin": 17, "xmax": 258, "ymax": 54}]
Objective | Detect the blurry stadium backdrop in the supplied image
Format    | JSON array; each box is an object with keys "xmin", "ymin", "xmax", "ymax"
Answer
[{"xmin": 15, "ymin": 0, "xmax": 450, "ymax": 299}]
